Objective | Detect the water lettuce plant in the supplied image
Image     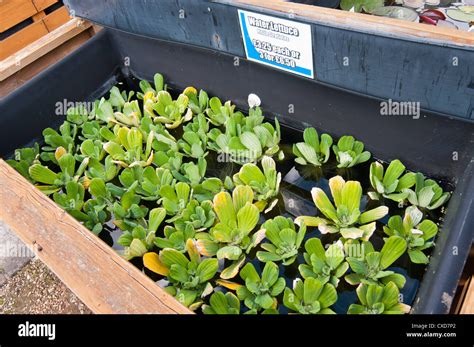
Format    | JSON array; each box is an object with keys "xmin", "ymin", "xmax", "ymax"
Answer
[
  {"xmin": 295, "ymin": 175, "xmax": 388, "ymax": 241},
  {"xmin": 6, "ymin": 144, "xmax": 40, "ymax": 183},
  {"xmin": 207, "ymin": 112, "xmax": 281, "ymax": 164},
  {"xmin": 143, "ymin": 240, "xmax": 218, "ymax": 309},
  {"xmin": 103, "ymin": 126, "xmax": 154, "ymax": 168},
  {"xmin": 85, "ymin": 155, "xmax": 119, "ymax": 182},
  {"xmin": 202, "ymin": 291, "xmax": 241, "ymax": 314},
  {"xmin": 178, "ymin": 116, "xmax": 208, "ymax": 158},
  {"xmin": 110, "ymin": 189, "xmax": 149, "ymax": 231},
  {"xmin": 117, "ymin": 207, "xmax": 166, "ymax": 259},
  {"xmin": 299, "ymin": 238, "xmax": 349, "ymax": 287},
  {"xmin": 196, "ymin": 185, "xmax": 264, "ymax": 279},
  {"xmin": 168, "ymin": 199, "xmax": 216, "ymax": 233},
  {"xmin": 402, "ymin": 173, "xmax": 450, "ymax": 210},
  {"xmin": 332, "ymin": 135, "xmax": 371, "ymax": 168},
  {"xmin": 383, "ymin": 206, "xmax": 438, "ymax": 264},
  {"xmin": 73, "ymin": 199, "xmax": 109, "ymax": 235},
  {"xmin": 283, "ymin": 278, "xmax": 337, "ymax": 314},
  {"xmin": 236, "ymin": 261, "xmax": 285, "ymax": 313},
  {"xmin": 148, "ymin": 89, "xmax": 193, "ymax": 129},
  {"xmin": 29, "ymin": 150, "xmax": 89, "ymax": 194},
  {"xmin": 40, "ymin": 121, "xmax": 78, "ymax": 161},
  {"xmin": 206, "ymin": 96, "xmax": 238, "ymax": 126},
  {"xmin": 369, "ymin": 160, "xmax": 416, "ymax": 202},
  {"xmin": 293, "ymin": 127, "xmax": 333, "ymax": 166},
  {"xmin": 233, "ymin": 156, "xmax": 281, "ymax": 212},
  {"xmin": 345, "ymin": 236, "xmax": 407, "ymax": 289},
  {"xmin": 348, "ymin": 282, "xmax": 410, "ymax": 314},
  {"xmin": 159, "ymin": 182, "xmax": 192, "ymax": 216},
  {"xmin": 153, "ymin": 200, "xmax": 215, "ymax": 253},
  {"xmin": 256, "ymin": 216, "xmax": 306, "ymax": 265},
  {"xmin": 52, "ymin": 180, "xmax": 85, "ymax": 211}
]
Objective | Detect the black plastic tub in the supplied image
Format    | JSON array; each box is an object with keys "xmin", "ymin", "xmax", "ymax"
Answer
[{"xmin": 0, "ymin": 27, "xmax": 473, "ymax": 313}]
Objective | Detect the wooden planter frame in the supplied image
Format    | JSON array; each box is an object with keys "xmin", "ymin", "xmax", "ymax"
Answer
[{"xmin": 0, "ymin": 0, "xmax": 472, "ymax": 314}]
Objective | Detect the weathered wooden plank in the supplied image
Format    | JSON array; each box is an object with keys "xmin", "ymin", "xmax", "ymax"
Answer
[
  {"xmin": 0, "ymin": 0, "xmax": 38, "ymax": 33},
  {"xmin": 32, "ymin": 0, "xmax": 58, "ymax": 12},
  {"xmin": 0, "ymin": 30, "xmax": 92, "ymax": 97},
  {"xmin": 460, "ymin": 277, "xmax": 474, "ymax": 314},
  {"xmin": 232, "ymin": 0, "xmax": 474, "ymax": 47},
  {"xmin": 0, "ymin": 160, "xmax": 192, "ymax": 314},
  {"xmin": 0, "ymin": 18, "xmax": 91, "ymax": 81},
  {"xmin": 0, "ymin": 20, "xmax": 49, "ymax": 60},
  {"xmin": 43, "ymin": 6, "xmax": 70, "ymax": 32}
]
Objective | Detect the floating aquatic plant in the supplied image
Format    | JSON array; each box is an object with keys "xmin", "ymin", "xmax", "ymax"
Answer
[
  {"xmin": 143, "ymin": 239, "xmax": 218, "ymax": 309},
  {"xmin": 103, "ymin": 126, "xmax": 154, "ymax": 168},
  {"xmin": 347, "ymin": 282, "xmax": 410, "ymax": 314},
  {"xmin": 383, "ymin": 206, "xmax": 438, "ymax": 264},
  {"xmin": 283, "ymin": 278, "xmax": 338, "ymax": 314},
  {"xmin": 402, "ymin": 172, "xmax": 450, "ymax": 210},
  {"xmin": 256, "ymin": 216, "xmax": 306, "ymax": 265},
  {"xmin": 196, "ymin": 185, "xmax": 264, "ymax": 279},
  {"xmin": 332, "ymin": 135, "xmax": 371, "ymax": 168},
  {"xmin": 299, "ymin": 238, "xmax": 349, "ymax": 287},
  {"xmin": 295, "ymin": 175, "xmax": 389, "ymax": 241},
  {"xmin": 202, "ymin": 291, "xmax": 241, "ymax": 315},
  {"xmin": 233, "ymin": 156, "xmax": 281, "ymax": 212},
  {"xmin": 340, "ymin": 0, "xmax": 384, "ymax": 13},
  {"xmin": 345, "ymin": 236, "xmax": 407, "ymax": 289},
  {"xmin": 29, "ymin": 150, "xmax": 89, "ymax": 194},
  {"xmin": 369, "ymin": 160, "xmax": 416, "ymax": 202},
  {"xmin": 207, "ymin": 112, "xmax": 281, "ymax": 164},
  {"xmin": 236, "ymin": 261, "xmax": 286, "ymax": 313},
  {"xmin": 6, "ymin": 144, "xmax": 40, "ymax": 183},
  {"xmin": 293, "ymin": 127, "xmax": 332, "ymax": 167},
  {"xmin": 117, "ymin": 207, "xmax": 167, "ymax": 259}
]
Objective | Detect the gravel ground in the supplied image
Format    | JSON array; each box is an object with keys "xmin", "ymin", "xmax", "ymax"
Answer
[{"xmin": 0, "ymin": 258, "xmax": 91, "ymax": 314}]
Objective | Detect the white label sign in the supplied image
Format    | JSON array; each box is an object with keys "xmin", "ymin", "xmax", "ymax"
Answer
[{"xmin": 238, "ymin": 9, "xmax": 314, "ymax": 79}]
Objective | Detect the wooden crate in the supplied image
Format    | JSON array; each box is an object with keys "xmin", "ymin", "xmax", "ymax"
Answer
[
  {"xmin": 0, "ymin": 0, "xmax": 72, "ymax": 60},
  {"xmin": 0, "ymin": 18, "xmax": 96, "ymax": 96}
]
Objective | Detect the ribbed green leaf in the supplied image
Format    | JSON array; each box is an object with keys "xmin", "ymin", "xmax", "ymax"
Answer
[
  {"xmin": 29, "ymin": 164, "xmax": 58, "ymax": 185},
  {"xmin": 160, "ymin": 248, "xmax": 189, "ymax": 268},
  {"xmin": 311, "ymin": 187, "xmax": 338, "ymax": 221},
  {"xmin": 418, "ymin": 220, "xmax": 438, "ymax": 240},
  {"xmin": 261, "ymin": 261, "xmax": 279, "ymax": 286},
  {"xmin": 213, "ymin": 191, "xmax": 236, "ymax": 226},
  {"xmin": 303, "ymin": 277, "xmax": 323, "ymax": 305},
  {"xmin": 319, "ymin": 283, "xmax": 338, "ymax": 308},
  {"xmin": 383, "ymin": 160, "xmax": 405, "ymax": 187},
  {"xmin": 341, "ymin": 180, "xmax": 362, "ymax": 212},
  {"xmin": 359, "ymin": 206, "xmax": 388, "ymax": 224},
  {"xmin": 237, "ymin": 202, "xmax": 259, "ymax": 234},
  {"xmin": 196, "ymin": 258, "xmax": 218, "ymax": 283},
  {"xmin": 380, "ymin": 236, "xmax": 407, "ymax": 269}
]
